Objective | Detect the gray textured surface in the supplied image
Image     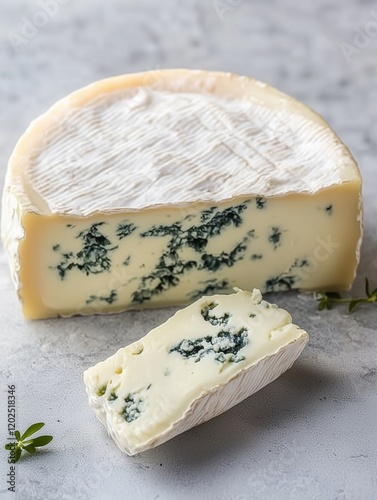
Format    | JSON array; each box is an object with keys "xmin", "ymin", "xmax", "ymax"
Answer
[{"xmin": 1, "ymin": 1, "xmax": 377, "ymax": 499}]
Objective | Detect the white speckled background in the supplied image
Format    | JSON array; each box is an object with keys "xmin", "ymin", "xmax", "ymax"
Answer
[{"xmin": 1, "ymin": 1, "xmax": 377, "ymax": 499}]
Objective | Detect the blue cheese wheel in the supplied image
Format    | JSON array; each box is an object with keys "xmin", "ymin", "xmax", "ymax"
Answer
[{"xmin": 1, "ymin": 69, "xmax": 362, "ymax": 318}]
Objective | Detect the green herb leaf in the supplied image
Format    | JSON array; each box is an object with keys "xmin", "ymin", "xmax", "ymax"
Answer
[
  {"xmin": 31, "ymin": 436, "xmax": 53, "ymax": 447},
  {"xmin": 20, "ymin": 422, "xmax": 45, "ymax": 441},
  {"xmin": 23, "ymin": 445, "xmax": 36, "ymax": 454},
  {"xmin": 14, "ymin": 430, "xmax": 21, "ymax": 441},
  {"xmin": 318, "ymin": 301, "xmax": 325, "ymax": 311},
  {"xmin": 365, "ymin": 277, "xmax": 371, "ymax": 298},
  {"xmin": 348, "ymin": 300, "xmax": 359, "ymax": 313},
  {"xmin": 5, "ymin": 443, "xmax": 15, "ymax": 450},
  {"xmin": 15, "ymin": 447, "xmax": 22, "ymax": 463}
]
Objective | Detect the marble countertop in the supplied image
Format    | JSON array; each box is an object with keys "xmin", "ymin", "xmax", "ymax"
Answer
[{"xmin": 0, "ymin": 1, "xmax": 376, "ymax": 499}]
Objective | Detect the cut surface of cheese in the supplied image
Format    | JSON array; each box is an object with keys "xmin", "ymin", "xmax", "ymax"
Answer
[
  {"xmin": 1, "ymin": 69, "xmax": 362, "ymax": 319},
  {"xmin": 83, "ymin": 288, "xmax": 309, "ymax": 456}
]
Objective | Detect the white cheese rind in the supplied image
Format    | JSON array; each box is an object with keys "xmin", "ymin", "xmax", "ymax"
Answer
[
  {"xmin": 15, "ymin": 89, "xmax": 359, "ymax": 214},
  {"xmin": 83, "ymin": 289, "xmax": 309, "ymax": 456},
  {"xmin": 1, "ymin": 69, "xmax": 362, "ymax": 319},
  {"xmin": 4, "ymin": 70, "xmax": 360, "ymax": 215}
]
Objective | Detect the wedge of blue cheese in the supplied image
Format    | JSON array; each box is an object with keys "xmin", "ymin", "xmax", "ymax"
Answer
[{"xmin": 84, "ymin": 288, "xmax": 309, "ymax": 455}]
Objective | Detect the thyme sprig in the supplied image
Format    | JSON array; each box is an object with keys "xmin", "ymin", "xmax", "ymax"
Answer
[
  {"xmin": 317, "ymin": 278, "xmax": 377, "ymax": 313},
  {"xmin": 4, "ymin": 422, "xmax": 53, "ymax": 462}
]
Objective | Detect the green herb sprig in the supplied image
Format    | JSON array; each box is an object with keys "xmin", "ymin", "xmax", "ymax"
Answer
[
  {"xmin": 317, "ymin": 278, "xmax": 377, "ymax": 312},
  {"xmin": 4, "ymin": 422, "xmax": 53, "ymax": 462}
]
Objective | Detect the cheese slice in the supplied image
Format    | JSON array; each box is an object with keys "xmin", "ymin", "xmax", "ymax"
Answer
[
  {"xmin": 83, "ymin": 288, "xmax": 309, "ymax": 456},
  {"xmin": 1, "ymin": 69, "xmax": 362, "ymax": 319}
]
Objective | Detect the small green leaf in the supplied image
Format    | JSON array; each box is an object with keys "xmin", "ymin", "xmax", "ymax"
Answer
[
  {"xmin": 318, "ymin": 302, "xmax": 325, "ymax": 311},
  {"xmin": 21, "ymin": 422, "xmax": 45, "ymax": 441},
  {"xmin": 31, "ymin": 435, "xmax": 53, "ymax": 447},
  {"xmin": 23, "ymin": 445, "xmax": 36, "ymax": 454},
  {"xmin": 15, "ymin": 430, "xmax": 21, "ymax": 441},
  {"xmin": 5, "ymin": 443, "xmax": 16, "ymax": 450},
  {"xmin": 365, "ymin": 277, "xmax": 371, "ymax": 298},
  {"xmin": 15, "ymin": 447, "xmax": 22, "ymax": 463},
  {"xmin": 348, "ymin": 301, "xmax": 359, "ymax": 313}
]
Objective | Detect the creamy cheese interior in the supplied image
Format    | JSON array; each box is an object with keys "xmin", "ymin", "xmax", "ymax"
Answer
[
  {"xmin": 84, "ymin": 289, "xmax": 307, "ymax": 451},
  {"xmin": 25, "ymin": 88, "xmax": 358, "ymax": 214}
]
